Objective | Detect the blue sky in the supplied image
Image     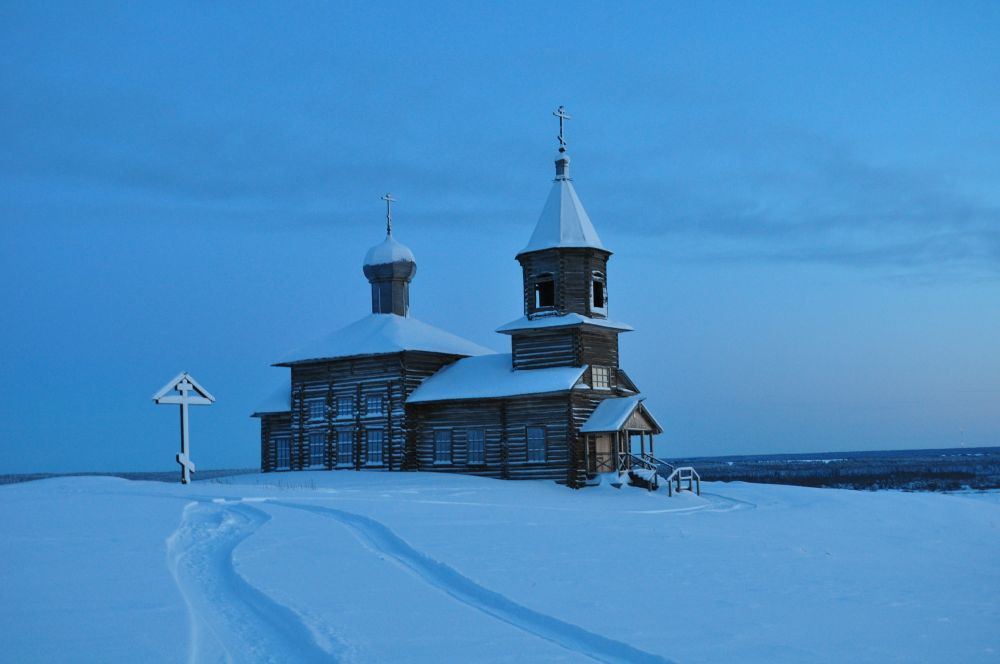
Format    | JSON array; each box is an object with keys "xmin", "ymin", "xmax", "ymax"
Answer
[{"xmin": 1, "ymin": 1, "xmax": 998, "ymax": 472}]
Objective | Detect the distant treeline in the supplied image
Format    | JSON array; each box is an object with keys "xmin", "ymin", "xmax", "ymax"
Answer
[
  {"xmin": 0, "ymin": 468, "xmax": 257, "ymax": 486},
  {"xmin": 672, "ymin": 446, "xmax": 1000, "ymax": 491},
  {"xmin": 4, "ymin": 447, "xmax": 1000, "ymax": 492}
]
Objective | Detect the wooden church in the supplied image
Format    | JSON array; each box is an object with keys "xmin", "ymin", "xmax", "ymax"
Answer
[{"xmin": 253, "ymin": 109, "xmax": 689, "ymax": 489}]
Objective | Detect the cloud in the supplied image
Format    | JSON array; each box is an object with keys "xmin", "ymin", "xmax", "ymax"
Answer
[
  {"xmin": 2, "ymin": 72, "xmax": 996, "ymax": 280},
  {"xmin": 588, "ymin": 125, "xmax": 1000, "ymax": 277}
]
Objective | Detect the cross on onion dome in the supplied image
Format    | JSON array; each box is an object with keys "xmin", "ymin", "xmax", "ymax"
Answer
[{"xmin": 381, "ymin": 193, "xmax": 397, "ymax": 236}]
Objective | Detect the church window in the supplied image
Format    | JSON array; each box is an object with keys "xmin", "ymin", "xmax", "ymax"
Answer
[
  {"xmin": 336, "ymin": 430, "xmax": 353, "ymax": 467},
  {"xmin": 534, "ymin": 273, "xmax": 555, "ymax": 309},
  {"xmin": 275, "ymin": 436, "xmax": 290, "ymax": 469},
  {"xmin": 434, "ymin": 430, "xmax": 452, "ymax": 464},
  {"xmin": 526, "ymin": 427, "xmax": 546, "ymax": 463},
  {"xmin": 366, "ymin": 430, "xmax": 384, "ymax": 466},
  {"xmin": 592, "ymin": 366, "xmax": 610, "ymax": 389},
  {"xmin": 308, "ymin": 432, "xmax": 325, "ymax": 467},
  {"xmin": 592, "ymin": 272, "xmax": 606, "ymax": 310},
  {"xmin": 365, "ymin": 394, "xmax": 384, "ymax": 416},
  {"xmin": 467, "ymin": 428, "xmax": 485, "ymax": 465},
  {"xmin": 308, "ymin": 399, "xmax": 325, "ymax": 421},
  {"xmin": 336, "ymin": 397, "xmax": 353, "ymax": 419}
]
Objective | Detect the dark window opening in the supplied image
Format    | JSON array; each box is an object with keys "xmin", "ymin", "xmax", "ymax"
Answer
[
  {"xmin": 534, "ymin": 276, "xmax": 555, "ymax": 308},
  {"xmin": 593, "ymin": 280, "xmax": 605, "ymax": 308}
]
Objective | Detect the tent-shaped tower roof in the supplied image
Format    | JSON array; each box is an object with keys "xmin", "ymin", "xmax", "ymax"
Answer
[{"xmin": 517, "ymin": 107, "xmax": 606, "ymax": 257}]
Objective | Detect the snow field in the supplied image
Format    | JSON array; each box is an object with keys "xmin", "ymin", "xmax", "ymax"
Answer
[{"xmin": 1, "ymin": 472, "xmax": 997, "ymax": 663}]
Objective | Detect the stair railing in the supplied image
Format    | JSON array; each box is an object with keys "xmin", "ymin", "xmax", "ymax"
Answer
[
  {"xmin": 665, "ymin": 466, "xmax": 701, "ymax": 497},
  {"xmin": 641, "ymin": 453, "xmax": 676, "ymax": 477}
]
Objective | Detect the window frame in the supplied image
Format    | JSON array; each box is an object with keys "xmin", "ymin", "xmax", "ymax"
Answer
[
  {"xmin": 336, "ymin": 429, "xmax": 353, "ymax": 467},
  {"xmin": 274, "ymin": 436, "xmax": 291, "ymax": 470},
  {"xmin": 366, "ymin": 429, "xmax": 384, "ymax": 466},
  {"xmin": 466, "ymin": 428, "xmax": 486, "ymax": 466},
  {"xmin": 365, "ymin": 393, "xmax": 385, "ymax": 417},
  {"xmin": 307, "ymin": 399, "xmax": 325, "ymax": 422},
  {"xmin": 526, "ymin": 426, "xmax": 547, "ymax": 463},
  {"xmin": 307, "ymin": 431, "xmax": 325, "ymax": 468},
  {"xmin": 434, "ymin": 429, "xmax": 453, "ymax": 465},
  {"xmin": 591, "ymin": 365, "xmax": 611, "ymax": 390},
  {"xmin": 336, "ymin": 396, "xmax": 353, "ymax": 419}
]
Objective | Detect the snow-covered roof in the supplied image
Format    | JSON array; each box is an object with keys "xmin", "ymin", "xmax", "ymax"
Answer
[
  {"xmin": 407, "ymin": 354, "xmax": 586, "ymax": 404},
  {"xmin": 518, "ymin": 169, "xmax": 606, "ymax": 256},
  {"xmin": 496, "ymin": 313, "xmax": 634, "ymax": 334},
  {"xmin": 363, "ymin": 235, "xmax": 416, "ymax": 267},
  {"xmin": 251, "ymin": 384, "xmax": 290, "ymax": 416},
  {"xmin": 580, "ymin": 395, "xmax": 662, "ymax": 433},
  {"xmin": 277, "ymin": 314, "xmax": 494, "ymax": 365}
]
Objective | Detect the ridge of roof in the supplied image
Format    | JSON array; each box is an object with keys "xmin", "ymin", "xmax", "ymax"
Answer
[{"xmin": 276, "ymin": 314, "xmax": 494, "ymax": 366}]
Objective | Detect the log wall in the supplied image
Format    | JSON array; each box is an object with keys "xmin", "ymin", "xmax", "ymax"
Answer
[
  {"xmin": 517, "ymin": 248, "xmax": 611, "ymax": 318},
  {"xmin": 409, "ymin": 394, "xmax": 574, "ymax": 481},
  {"xmin": 259, "ymin": 351, "xmax": 461, "ymax": 473}
]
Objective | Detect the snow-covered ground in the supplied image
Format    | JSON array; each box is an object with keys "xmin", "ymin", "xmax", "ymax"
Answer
[{"xmin": 1, "ymin": 473, "xmax": 997, "ymax": 663}]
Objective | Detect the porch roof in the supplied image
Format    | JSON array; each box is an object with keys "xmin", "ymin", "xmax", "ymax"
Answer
[{"xmin": 580, "ymin": 395, "xmax": 663, "ymax": 434}]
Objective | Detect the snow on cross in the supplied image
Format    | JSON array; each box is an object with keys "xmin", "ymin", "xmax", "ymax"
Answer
[{"xmin": 153, "ymin": 372, "xmax": 215, "ymax": 484}]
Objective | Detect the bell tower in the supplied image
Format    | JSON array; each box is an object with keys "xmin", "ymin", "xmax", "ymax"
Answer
[
  {"xmin": 362, "ymin": 193, "xmax": 417, "ymax": 316},
  {"xmin": 498, "ymin": 108, "xmax": 633, "ymax": 378},
  {"xmin": 515, "ymin": 107, "xmax": 612, "ymax": 320}
]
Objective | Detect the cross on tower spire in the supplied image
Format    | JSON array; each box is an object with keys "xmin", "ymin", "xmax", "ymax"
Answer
[
  {"xmin": 381, "ymin": 193, "xmax": 396, "ymax": 236},
  {"xmin": 553, "ymin": 105, "xmax": 571, "ymax": 153}
]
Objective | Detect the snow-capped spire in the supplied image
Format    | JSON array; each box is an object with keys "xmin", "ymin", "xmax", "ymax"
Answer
[
  {"xmin": 363, "ymin": 194, "xmax": 416, "ymax": 316},
  {"xmin": 517, "ymin": 106, "xmax": 605, "ymax": 257}
]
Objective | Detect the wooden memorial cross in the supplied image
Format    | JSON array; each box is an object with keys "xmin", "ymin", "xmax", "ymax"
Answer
[{"xmin": 153, "ymin": 372, "xmax": 215, "ymax": 484}]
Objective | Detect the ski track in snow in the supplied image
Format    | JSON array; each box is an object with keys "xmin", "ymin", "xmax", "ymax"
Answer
[
  {"xmin": 699, "ymin": 491, "xmax": 757, "ymax": 511},
  {"xmin": 271, "ymin": 500, "xmax": 676, "ymax": 664},
  {"xmin": 166, "ymin": 501, "xmax": 337, "ymax": 664}
]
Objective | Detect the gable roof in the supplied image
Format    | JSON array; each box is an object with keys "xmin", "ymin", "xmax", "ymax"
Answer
[
  {"xmin": 406, "ymin": 353, "xmax": 586, "ymax": 404},
  {"xmin": 517, "ymin": 175, "xmax": 606, "ymax": 257},
  {"xmin": 251, "ymin": 384, "xmax": 290, "ymax": 417},
  {"xmin": 580, "ymin": 395, "xmax": 662, "ymax": 434},
  {"xmin": 277, "ymin": 314, "xmax": 494, "ymax": 366},
  {"xmin": 152, "ymin": 371, "xmax": 215, "ymax": 405}
]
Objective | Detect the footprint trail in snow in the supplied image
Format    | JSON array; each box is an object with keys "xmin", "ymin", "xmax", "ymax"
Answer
[{"xmin": 166, "ymin": 501, "xmax": 336, "ymax": 663}]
